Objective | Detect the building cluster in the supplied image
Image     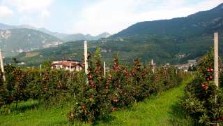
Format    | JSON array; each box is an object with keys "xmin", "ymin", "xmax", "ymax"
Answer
[{"xmin": 175, "ymin": 60, "xmax": 197, "ymax": 72}]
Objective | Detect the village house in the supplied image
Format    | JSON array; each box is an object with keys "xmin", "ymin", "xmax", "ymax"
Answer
[
  {"xmin": 51, "ymin": 60, "xmax": 83, "ymax": 72},
  {"xmin": 188, "ymin": 60, "xmax": 197, "ymax": 66},
  {"xmin": 175, "ymin": 59, "xmax": 197, "ymax": 72}
]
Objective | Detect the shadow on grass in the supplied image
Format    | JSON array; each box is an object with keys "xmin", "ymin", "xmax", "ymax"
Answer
[
  {"xmin": 0, "ymin": 100, "xmax": 39, "ymax": 114},
  {"xmin": 93, "ymin": 115, "xmax": 116, "ymax": 126},
  {"xmin": 168, "ymin": 100, "xmax": 201, "ymax": 126}
]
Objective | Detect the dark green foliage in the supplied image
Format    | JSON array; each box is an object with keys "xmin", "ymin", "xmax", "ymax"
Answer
[
  {"xmin": 68, "ymin": 51, "xmax": 111, "ymax": 123},
  {"xmin": 0, "ymin": 71, "xmax": 7, "ymax": 107},
  {"xmin": 182, "ymin": 51, "xmax": 223, "ymax": 125},
  {"xmin": 0, "ymin": 65, "xmax": 82, "ymax": 109},
  {"xmin": 0, "ymin": 52, "xmax": 185, "ymax": 124},
  {"xmin": 68, "ymin": 52, "xmax": 185, "ymax": 124}
]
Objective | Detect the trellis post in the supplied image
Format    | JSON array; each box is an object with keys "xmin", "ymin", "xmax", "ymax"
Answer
[
  {"xmin": 214, "ymin": 32, "xmax": 219, "ymax": 126},
  {"xmin": 40, "ymin": 64, "xmax": 42, "ymax": 77},
  {"xmin": 0, "ymin": 49, "xmax": 5, "ymax": 82},
  {"xmin": 104, "ymin": 61, "xmax": 106, "ymax": 78},
  {"xmin": 151, "ymin": 59, "xmax": 155, "ymax": 73},
  {"xmin": 214, "ymin": 32, "xmax": 219, "ymax": 89},
  {"xmin": 84, "ymin": 41, "xmax": 88, "ymax": 84}
]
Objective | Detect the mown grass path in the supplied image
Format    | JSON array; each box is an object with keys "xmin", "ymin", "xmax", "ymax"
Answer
[{"xmin": 97, "ymin": 78, "xmax": 193, "ymax": 126}]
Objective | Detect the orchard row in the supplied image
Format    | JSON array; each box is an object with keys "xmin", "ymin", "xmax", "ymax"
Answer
[
  {"xmin": 68, "ymin": 53, "xmax": 186, "ymax": 123},
  {"xmin": 0, "ymin": 54, "xmax": 186, "ymax": 124},
  {"xmin": 182, "ymin": 51, "xmax": 223, "ymax": 125}
]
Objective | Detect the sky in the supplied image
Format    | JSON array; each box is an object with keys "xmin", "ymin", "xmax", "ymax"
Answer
[{"xmin": 0, "ymin": 0, "xmax": 222, "ymax": 35}]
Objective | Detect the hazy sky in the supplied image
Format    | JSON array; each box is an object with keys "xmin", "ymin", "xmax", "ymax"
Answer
[{"xmin": 0, "ymin": 0, "xmax": 222, "ymax": 35}]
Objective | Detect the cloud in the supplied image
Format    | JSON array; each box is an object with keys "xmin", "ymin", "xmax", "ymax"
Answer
[
  {"xmin": 192, "ymin": 0, "xmax": 223, "ymax": 10},
  {"xmin": 71, "ymin": 0, "xmax": 223, "ymax": 35},
  {"xmin": 6, "ymin": 0, "xmax": 53, "ymax": 12},
  {"xmin": 0, "ymin": 5, "xmax": 13, "ymax": 18},
  {"xmin": 0, "ymin": 0, "xmax": 222, "ymax": 34},
  {"xmin": 1, "ymin": 0, "xmax": 54, "ymax": 27},
  {"xmin": 71, "ymin": 0, "xmax": 138, "ymax": 35},
  {"xmin": 71, "ymin": 0, "xmax": 188, "ymax": 35}
]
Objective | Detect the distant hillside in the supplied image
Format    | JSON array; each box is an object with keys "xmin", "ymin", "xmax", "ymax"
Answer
[
  {"xmin": 37, "ymin": 29, "xmax": 111, "ymax": 41},
  {"xmin": 0, "ymin": 23, "xmax": 110, "ymax": 46},
  {"xmin": 112, "ymin": 3, "xmax": 223, "ymax": 38},
  {"xmin": 36, "ymin": 27, "xmax": 110, "ymax": 41},
  {"xmin": 9, "ymin": 3, "xmax": 223, "ymax": 66},
  {"xmin": 62, "ymin": 32, "xmax": 110, "ymax": 42},
  {"xmin": 0, "ymin": 23, "xmax": 15, "ymax": 30},
  {"xmin": 0, "ymin": 28, "xmax": 63, "ymax": 57},
  {"xmin": 9, "ymin": 41, "xmax": 97, "ymax": 66},
  {"xmin": 0, "ymin": 22, "xmax": 110, "ymax": 57},
  {"xmin": 106, "ymin": 3, "xmax": 223, "ymax": 63}
]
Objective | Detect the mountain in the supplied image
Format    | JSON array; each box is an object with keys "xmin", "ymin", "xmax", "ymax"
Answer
[
  {"xmin": 8, "ymin": 3, "xmax": 223, "ymax": 66},
  {"xmin": 37, "ymin": 29, "xmax": 111, "ymax": 42},
  {"xmin": 112, "ymin": 3, "xmax": 223, "ymax": 38},
  {"xmin": 0, "ymin": 22, "xmax": 110, "ymax": 57},
  {"xmin": 0, "ymin": 28, "xmax": 63, "ymax": 57},
  {"xmin": 106, "ymin": 3, "xmax": 223, "ymax": 63},
  {"xmin": 0, "ymin": 23, "xmax": 36, "ymax": 30},
  {"xmin": 0, "ymin": 23, "xmax": 15, "ymax": 30},
  {"xmin": 62, "ymin": 32, "xmax": 111, "ymax": 42},
  {"xmin": 96, "ymin": 32, "xmax": 110, "ymax": 39},
  {"xmin": 36, "ymin": 27, "xmax": 111, "ymax": 41},
  {"xmin": 37, "ymin": 28, "xmax": 69, "ymax": 40},
  {"xmin": 0, "ymin": 23, "xmax": 110, "ymax": 43}
]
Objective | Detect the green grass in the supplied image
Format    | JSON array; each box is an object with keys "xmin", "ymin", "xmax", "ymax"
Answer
[
  {"xmin": 0, "ymin": 100, "xmax": 75, "ymax": 126},
  {"xmin": 0, "ymin": 78, "xmax": 193, "ymax": 126},
  {"xmin": 96, "ymin": 78, "xmax": 193, "ymax": 126}
]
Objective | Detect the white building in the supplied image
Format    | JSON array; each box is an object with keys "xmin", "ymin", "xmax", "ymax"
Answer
[{"xmin": 51, "ymin": 60, "xmax": 83, "ymax": 72}]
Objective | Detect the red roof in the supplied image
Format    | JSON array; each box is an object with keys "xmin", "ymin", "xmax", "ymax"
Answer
[{"xmin": 52, "ymin": 60, "xmax": 82, "ymax": 67}]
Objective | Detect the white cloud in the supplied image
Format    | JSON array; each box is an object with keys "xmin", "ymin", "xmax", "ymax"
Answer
[
  {"xmin": 1, "ymin": 0, "xmax": 222, "ymax": 34},
  {"xmin": 71, "ymin": 0, "xmax": 138, "ymax": 35},
  {"xmin": 191, "ymin": 0, "xmax": 223, "ymax": 11},
  {"xmin": 0, "ymin": 5, "xmax": 13, "ymax": 18},
  {"xmin": 40, "ymin": 10, "xmax": 50, "ymax": 19},
  {"xmin": 1, "ymin": 0, "xmax": 54, "ymax": 27},
  {"xmin": 7, "ymin": 0, "xmax": 53, "ymax": 12},
  {"xmin": 71, "ymin": 0, "xmax": 223, "ymax": 35}
]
